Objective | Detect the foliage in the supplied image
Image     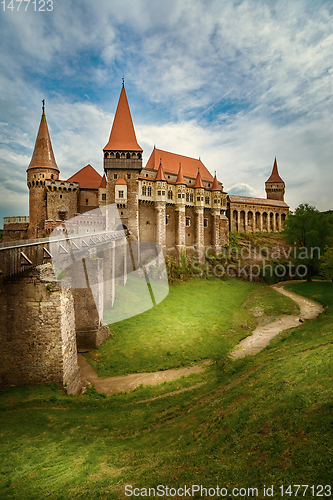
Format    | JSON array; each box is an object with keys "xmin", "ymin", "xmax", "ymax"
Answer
[
  {"xmin": 283, "ymin": 203, "xmax": 329, "ymax": 281},
  {"xmin": 319, "ymin": 246, "xmax": 333, "ymax": 281}
]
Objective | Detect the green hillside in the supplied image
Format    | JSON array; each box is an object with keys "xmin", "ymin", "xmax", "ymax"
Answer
[{"xmin": 0, "ymin": 280, "xmax": 332, "ymax": 499}]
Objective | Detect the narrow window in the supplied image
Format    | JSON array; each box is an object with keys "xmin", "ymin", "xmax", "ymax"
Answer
[
  {"xmin": 186, "ymin": 217, "xmax": 190, "ymax": 227},
  {"xmin": 118, "ymin": 191, "xmax": 124, "ymax": 198},
  {"xmin": 114, "ymin": 174, "xmax": 118, "ymax": 180}
]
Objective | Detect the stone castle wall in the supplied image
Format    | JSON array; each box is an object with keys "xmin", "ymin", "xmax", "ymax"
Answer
[{"xmin": 0, "ymin": 264, "xmax": 81, "ymax": 394}]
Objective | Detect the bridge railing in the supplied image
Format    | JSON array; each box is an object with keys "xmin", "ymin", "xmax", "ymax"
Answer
[{"xmin": 0, "ymin": 229, "xmax": 127, "ymax": 278}]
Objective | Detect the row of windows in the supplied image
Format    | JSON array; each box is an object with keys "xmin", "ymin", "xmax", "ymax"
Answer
[{"xmin": 105, "ymin": 152, "xmax": 142, "ymax": 159}]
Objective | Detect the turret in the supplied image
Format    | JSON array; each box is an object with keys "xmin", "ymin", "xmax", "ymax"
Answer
[
  {"xmin": 265, "ymin": 158, "xmax": 285, "ymax": 202},
  {"xmin": 103, "ymin": 82, "xmax": 143, "ymax": 177},
  {"xmin": 27, "ymin": 101, "xmax": 59, "ymax": 238},
  {"xmin": 103, "ymin": 82, "xmax": 142, "ymax": 239},
  {"xmin": 194, "ymin": 168, "xmax": 205, "ymax": 208},
  {"xmin": 175, "ymin": 163, "xmax": 186, "ymax": 204},
  {"xmin": 155, "ymin": 160, "xmax": 167, "ymax": 202}
]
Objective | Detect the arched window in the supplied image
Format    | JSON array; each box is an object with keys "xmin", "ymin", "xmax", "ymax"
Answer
[
  {"xmin": 126, "ymin": 153, "xmax": 131, "ymax": 159},
  {"xmin": 168, "ymin": 190, "xmax": 173, "ymax": 200},
  {"xmin": 186, "ymin": 192, "xmax": 189, "ymax": 202},
  {"xmin": 142, "ymin": 185, "xmax": 147, "ymax": 196},
  {"xmin": 138, "ymin": 153, "xmax": 142, "ymax": 159},
  {"xmin": 205, "ymin": 196, "xmax": 210, "ymax": 204},
  {"xmin": 116, "ymin": 152, "xmax": 120, "ymax": 159},
  {"xmin": 190, "ymin": 193, "xmax": 194, "ymax": 202},
  {"xmin": 147, "ymin": 186, "xmax": 152, "ymax": 196}
]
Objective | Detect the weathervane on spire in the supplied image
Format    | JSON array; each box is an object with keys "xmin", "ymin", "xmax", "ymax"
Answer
[
  {"xmin": 42, "ymin": 99, "xmax": 45, "ymax": 114},
  {"xmin": 122, "ymin": 77, "xmax": 124, "ymax": 88}
]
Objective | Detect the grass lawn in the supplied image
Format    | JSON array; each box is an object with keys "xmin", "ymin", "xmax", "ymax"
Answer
[
  {"xmin": 85, "ymin": 277, "xmax": 299, "ymax": 376},
  {"xmin": 0, "ymin": 281, "xmax": 331, "ymax": 499}
]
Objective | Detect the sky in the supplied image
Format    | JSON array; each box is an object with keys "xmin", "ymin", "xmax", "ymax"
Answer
[{"xmin": 1, "ymin": 0, "xmax": 333, "ymax": 227}]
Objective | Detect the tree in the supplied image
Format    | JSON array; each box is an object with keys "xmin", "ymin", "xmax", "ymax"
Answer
[
  {"xmin": 283, "ymin": 203, "xmax": 329, "ymax": 281},
  {"xmin": 320, "ymin": 246, "xmax": 333, "ymax": 281}
]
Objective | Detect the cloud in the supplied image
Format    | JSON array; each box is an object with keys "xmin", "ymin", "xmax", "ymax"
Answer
[{"xmin": 1, "ymin": 0, "xmax": 332, "ymax": 226}]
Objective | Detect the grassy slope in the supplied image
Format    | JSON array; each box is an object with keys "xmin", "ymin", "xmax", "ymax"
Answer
[
  {"xmin": 85, "ymin": 278, "xmax": 299, "ymax": 376},
  {"xmin": 1, "ymin": 282, "xmax": 332, "ymax": 499}
]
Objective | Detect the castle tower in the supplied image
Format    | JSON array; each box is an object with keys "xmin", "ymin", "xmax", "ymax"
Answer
[
  {"xmin": 103, "ymin": 83, "xmax": 143, "ymax": 240},
  {"xmin": 211, "ymin": 173, "xmax": 221, "ymax": 252},
  {"xmin": 27, "ymin": 102, "xmax": 60, "ymax": 238},
  {"xmin": 193, "ymin": 169, "xmax": 205, "ymax": 260},
  {"xmin": 154, "ymin": 160, "xmax": 167, "ymax": 253},
  {"xmin": 175, "ymin": 163, "xmax": 186, "ymax": 257},
  {"xmin": 265, "ymin": 158, "xmax": 285, "ymax": 201}
]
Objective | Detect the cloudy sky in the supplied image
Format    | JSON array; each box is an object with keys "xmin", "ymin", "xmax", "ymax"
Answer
[{"xmin": 1, "ymin": 0, "xmax": 332, "ymax": 226}]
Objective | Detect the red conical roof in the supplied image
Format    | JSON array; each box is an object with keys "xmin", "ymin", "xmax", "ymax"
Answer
[
  {"xmin": 155, "ymin": 160, "xmax": 167, "ymax": 181},
  {"xmin": 266, "ymin": 158, "xmax": 284, "ymax": 183},
  {"xmin": 103, "ymin": 87, "xmax": 142, "ymax": 152},
  {"xmin": 27, "ymin": 111, "xmax": 59, "ymax": 171},
  {"xmin": 211, "ymin": 174, "xmax": 220, "ymax": 191},
  {"xmin": 176, "ymin": 163, "xmax": 185, "ymax": 185},
  {"xmin": 193, "ymin": 169, "xmax": 204, "ymax": 188}
]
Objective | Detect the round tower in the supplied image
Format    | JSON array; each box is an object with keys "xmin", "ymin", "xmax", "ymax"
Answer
[
  {"xmin": 265, "ymin": 158, "xmax": 285, "ymax": 202},
  {"xmin": 27, "ymin": 101, "xmax": 59, "ymax": 238}
]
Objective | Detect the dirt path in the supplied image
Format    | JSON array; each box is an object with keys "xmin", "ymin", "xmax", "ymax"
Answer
[
  {"xmin": 78, "ymin": 355, "xmax": 209, "ymax": 396},
  {"xmin": 231, "ymin": 282, "xmax": 324, "ymax": 359},
  {"xmin": 79, "ymin": 282, "xmax": 324, "ymax": 394}
]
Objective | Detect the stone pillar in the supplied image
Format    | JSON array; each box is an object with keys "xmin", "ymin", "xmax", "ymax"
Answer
[
  {"xmin": 155, "ymin": 201, "xmax": 166, "ymax": 254},
  {"xmin": 273, "ymin": 213, "xmax": 276, "ymax": 232},
  {"xmin": 103, "ymin": 240, "xmax": 115, "ymax": 309},
  {"xmin": 260, "ymin": 212, "xmax": 263, "ymax": 232},
  {"xmin": 220, "ymin": 214, "xmax": 229, "ymax": 245},
  {"xmin": 175, "ymin": 206, "xmax": 186, "ymax": 260},
  {"xmin": 211, "ymin": 209, "xmax": 220, "ymax": 253},
  {"xmin": 0, "ymin": 264, "xmax": 81, "ymax": 394},
  {"xmin": 72, "ymin": 255, "xmax": 110, "ymax": 352},
  {"xmin": 194, "ymin": 207, "xmax": 204, "ymax": 263},
  {"xmin": 245, "ymin": 211, "xmax": 248, "ymax": 232},
  {"xmin": 237, "ymin": 211, "xmax": 240, "ymax": 233},
  {"xmin": 276, "ymin": 213, "xmax": 280, "ymax": 232},
  {"xmin": 117, "ymin": 237, "xmax": 128, "ymax": 287}
]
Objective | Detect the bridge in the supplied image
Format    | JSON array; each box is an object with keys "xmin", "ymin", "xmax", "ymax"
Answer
[
  {"xmin": 0, "ymin": 229, "xmax": 126, "ymax": 278},
  {"xmin": 0, "ymin": 229, "xmax": 168, "ymax": 395}
]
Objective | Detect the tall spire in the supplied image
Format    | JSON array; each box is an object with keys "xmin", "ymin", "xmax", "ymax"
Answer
[
  {"xmin": 193, "ymin": 168, "xmax": 204, "ymax": 188},
  {"xmin": 155, "ymin": 159, "xmax": 167, "ymax": 181},
  {"xmin": 266, "ymin": 157, "xmax": 284, "ymax": 183},
  {"xmin": 176, "ymin": 163, "xmax": 185, "ymax": 184},
  {"xmin": 27, "ymin": 103, "xmax": 59, "ymax": 171},
  {"xmin": 211, "ymin": 173, "xmax": 220, "ymax": 191},
  {"xmin": 103, "ymin": 86, "xmax": 142, "ymax": 152}
]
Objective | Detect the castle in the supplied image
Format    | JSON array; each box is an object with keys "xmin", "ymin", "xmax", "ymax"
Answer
[{"xmin": 3, "ymin": 85, "xmax": 289, "ymax": 257}]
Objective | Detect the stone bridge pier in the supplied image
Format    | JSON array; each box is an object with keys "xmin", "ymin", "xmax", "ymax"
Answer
[{"xmin": 0, "ymin": 263, "xmax": 82, "ymax": 394}]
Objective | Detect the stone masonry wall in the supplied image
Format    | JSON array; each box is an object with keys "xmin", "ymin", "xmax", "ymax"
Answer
[{"xmin": 0, "ymin": 264, "xmax": 81, "ymax": 394}]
